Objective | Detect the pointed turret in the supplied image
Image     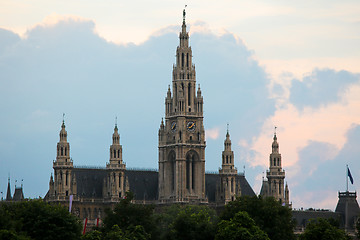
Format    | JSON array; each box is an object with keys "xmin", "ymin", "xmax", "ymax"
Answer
[
  {"xmin": 285, "ymin": 182, "xmax": 290, "ymax": 206},
  {"xmin": 6, "ymin": 177, "xmax": 12, "ymax": 201},
  {"xmin": 109, "ymin": 122, "xmax": 123, "ymax": 165},
  {"xmin": 272, "ymin": 133, "xmax": 279, "ymax": 154},
  {"xmin": 221, "ymin": 127, "xmax": 235, "ymax": 171},
  {"xmin": 56, "ymin": 116, "xmax": 71, "ymax": 163}
]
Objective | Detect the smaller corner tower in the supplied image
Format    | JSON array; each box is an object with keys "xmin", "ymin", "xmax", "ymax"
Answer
[
  {"xmin": 105, "ymin": 121, "xmax": 127, "ymax": 200},
  {"xmin": 217, "ymin": 126, "xmax": 239, "ymax": 204},
  {"xmin": 261, "ymin": 128, "xmax": 290, "ymax": 206},
  {"xmin": 52, "ymin": 115, "xmax": 74, "ymax": 200}
]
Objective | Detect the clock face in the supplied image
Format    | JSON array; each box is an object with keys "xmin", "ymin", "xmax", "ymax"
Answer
[
  {"xmin": 187, "ymin": 121, "xmax": 196, "ymax": 131},
  {"xmin": 171, "ymin": 121, "xmax": 177, "ymax": 132}
]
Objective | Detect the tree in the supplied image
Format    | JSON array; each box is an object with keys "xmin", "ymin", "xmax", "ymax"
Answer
[
  {"xmin": 164, "ymin": 205, "xmax": 218, "ymax": 240},
  {"xmin": 220, "ymin": 196, "xmax": 295, "ymax": 240},
  {"xmin": 299, "ymin": 218, "xmax": 350, "ymax": 240},
  {"xmin": 0, "ymin": 200, "xmax": 82, "ymax": 240},
  {"xmin": 215, "ymin": 211, "xmax": 270, "ymax": 240},
  {"xmin": 102, "ymin": 192, "xmax": 157, "ymax": 240}
]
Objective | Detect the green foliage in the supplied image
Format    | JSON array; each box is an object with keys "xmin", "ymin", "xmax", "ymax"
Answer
[
  {"xmin": 102, "ymin": 192, "xmax": 156, "ymax": 240},
  {"xmin": 82, "ymin": 230, "xmax": 103, "ymax": 240},
  {"xmin": 299, "ymin": 218, "xmax": 349, "ymax": 240},
  {"xmin": 164, "ymin": 205, "xmax": 218, "ymax": 240},
  {"xmin": 0, "ymin": 200, "xmax": 82, "ymax": 240},
  {"xmin": 215, "ymin": 211, "xmax": 270, "ymax": 240},
  {"xmin": 221, "ymin": 196, "xmax": 295, "ymax": 240}
]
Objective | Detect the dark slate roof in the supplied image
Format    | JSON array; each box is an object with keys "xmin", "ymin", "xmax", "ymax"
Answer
[
  {"xmin": 205, "ymin": 174, "xmax": 219, "ymax": 202},
  {"xmin": 237, "ymin": 174, "xmax": 256, "ymax": 197},
  {"xmin": 292, "ymin": 210, "xmax": 341, "ymax": 228},
  {"xmin": 205, "ymin": 173, "xmax": 256, "ymax": 202},
  {"xmin": 72, "ymin": 167, "xmax": 255, "ymax": 203},
  {"xmin": 125, "ymin": 170, "xmax": 158, "ymax": 201},
  {"xmin": 73, "ymin": 168, "xmax": 107, "ymax": 199},
  {"xmin": 335, "ymin": 191, "xmax": 360, "ymax": 229},
  {"xmin": 13, "ymin": 187, "xmax": 24, "ymax": 201}
]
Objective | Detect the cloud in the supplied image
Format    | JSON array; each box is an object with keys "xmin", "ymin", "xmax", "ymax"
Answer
[
  {"xmin": 0, "ymin": 28, "xmax": 20, "ymax": 55},
  {"xmin": 0, "ymin": 17, "xmax": 276, "ymax": 198},
  {"xmin": 286, "ymin": 124, "xmax": 360, "ymax": 209},
  {"xmin": 289, "ymin": 69, "xmax": 360, "ymax": 110},
  {"xmin": 206, "ymin": 127, "xmax": 220, "ymax": 140}
]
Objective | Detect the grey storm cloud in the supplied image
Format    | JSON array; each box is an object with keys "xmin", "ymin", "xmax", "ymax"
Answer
[
  {"xmin": 289, "ymin": 69, "xmax": 360, "ymax": 110},
  {"xmin": 289, "ymin": 124, "xmax": 360, "ymax": 206},
  {"xmin": 0, "ymin": 18, "xmax": 275, "ymax": 198}
]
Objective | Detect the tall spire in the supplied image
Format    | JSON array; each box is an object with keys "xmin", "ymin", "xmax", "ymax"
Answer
[{"xmin": 6, "ymin": 177, "xmax": 12, "ymax": 201}]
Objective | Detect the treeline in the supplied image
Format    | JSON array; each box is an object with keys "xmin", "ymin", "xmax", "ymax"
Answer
[{"xmin": 0, "ymin": 193, "xmax": 353, "ymax": 240}]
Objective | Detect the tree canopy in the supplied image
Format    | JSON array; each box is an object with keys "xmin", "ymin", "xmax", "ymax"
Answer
[
  {"xmin": 299, "ymin": 218, "xmax": 350, "ymax": 240},
  {"xmin": 220, "ymin": 196, "xmax": 296, "ymax": 240},
  {"xmin": 216, "ymin": 211, "xmax": 269, "ymax": 240},
  {"xmin": 101, "ymin": 192, "xmax": 157, "ymax": 240},
  {"xmin": 0, "ymin": 200, "xmax": 82, "ymax": 240}
]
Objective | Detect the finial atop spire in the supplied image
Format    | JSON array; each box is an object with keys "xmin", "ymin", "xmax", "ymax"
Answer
[
  {"xmin": 227, "ymin": 123, "xmax": 229, "ymax": 133},
  {"xmin": 183, "ymin": 5, "xmax": 187, "ymax": 23},
  {"xmin": 115, "ymin": 116, "xmax": 118, "ymax": 130},
  {"xmin": 61, "ymin": 113, "xmax": 65, "ymax": 128},
  {"xmin": 273, "ymin": 126, "xmax": 277, "ymax": 141}
]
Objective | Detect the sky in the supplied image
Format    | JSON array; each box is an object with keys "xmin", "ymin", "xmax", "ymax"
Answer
[{"xmin": 0, "ymin": 0, "xmax": 360, "ymax": 210}]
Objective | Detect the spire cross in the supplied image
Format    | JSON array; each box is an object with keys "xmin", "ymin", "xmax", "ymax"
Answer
[
  {"xmin": 227, "ymin": 123, "xmax": 229, "ymax": 133},
  {"xmin": 62, "ymin": 113, "xmax": 65, "ymax": 124},
  {"xmin": 115, "ymin": 116, "xmax": 118, "ymax": 127}
]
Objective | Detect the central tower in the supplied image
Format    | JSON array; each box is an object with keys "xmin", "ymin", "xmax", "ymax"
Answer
[{"xmin": 158, "ymin": 9, "xmax": 206, "ymax": 203}]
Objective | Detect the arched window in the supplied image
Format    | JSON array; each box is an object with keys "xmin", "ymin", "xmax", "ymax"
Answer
[
  {"xmin": 186, "ymin": 53, "xmax": 189, "ymax": 67},
  {"xmin": 65, "ymin": 171, "xmax": 68, "ymax": 186},
  {"xmin": 118, "ymin": 150, "xmax": 120, "ymax": 158},
  {"xmin": 226, "ymin": 156, "xmax": 228, "ymax": 164},
  {"xmin": 65, "ymin": 147, "xmax": 67, "ymax": 156},
  {"xmin": 181, "ymin": 53, "xmax": 184, "ymax": 67},
  {"xmin": 61, "ymin": 147, "xmax": 63, "ymax": 156},
  {"xmin": 113, "ymin": 150, "xmax": 116, "ymax": 158},
  {"xmin": 279, "ymin": 182, "xmax": 282, "ymax": 194}
]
